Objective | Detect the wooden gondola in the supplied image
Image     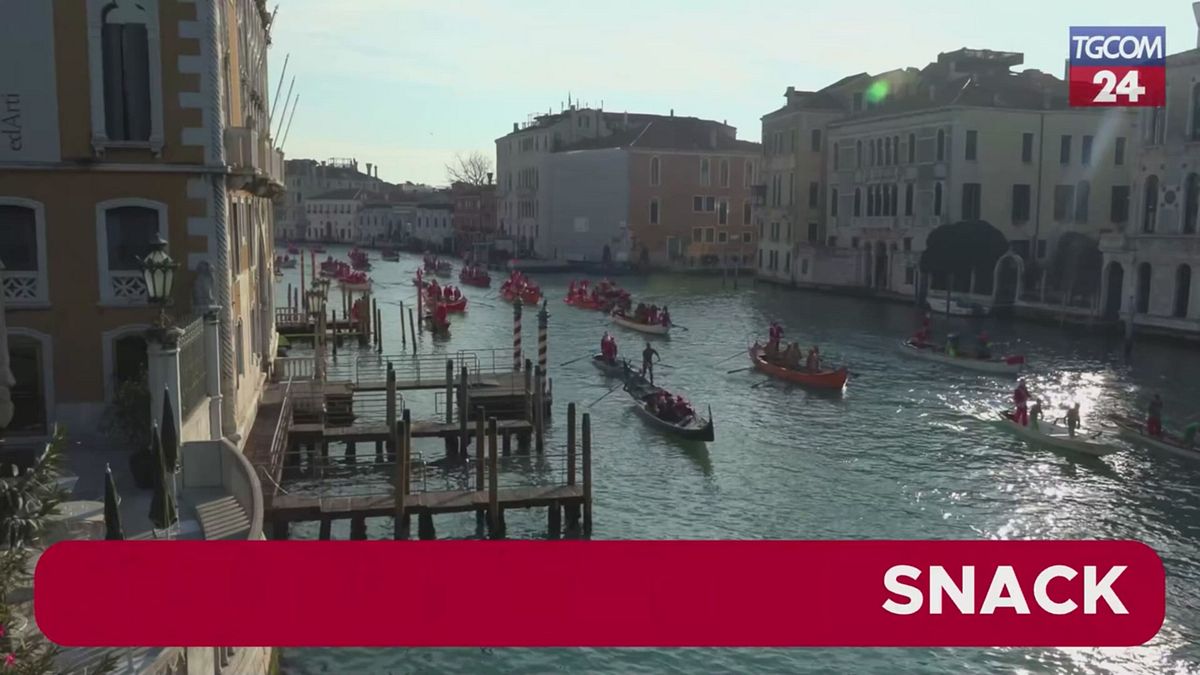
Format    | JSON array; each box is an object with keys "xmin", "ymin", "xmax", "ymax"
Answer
[
  {"xmin": 621, "ymin": 370, "xmax": 714, "ymax": 442},
  {"xmin": 1109, "ymin": 414, "xmax": 1200, "ymax": 462},
  {"xmin": 611, "ymin": 311, "xmax": 670, "ymax": 336},
  {"xmin": 590, "ymin": 354, "xmax": 631, "ymax": 378},
  {"xmin": 748, "ymin": 345, "xmax": 848, "ymax": 390}
]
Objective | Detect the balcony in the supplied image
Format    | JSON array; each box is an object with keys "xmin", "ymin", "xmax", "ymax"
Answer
[
  {"xmin": 224, "ymin": 127, "xmax": 286, "ymax": 197},
  {"xmin": 225, "ymin": 127, "xmax": 260, "ymax": 173}
]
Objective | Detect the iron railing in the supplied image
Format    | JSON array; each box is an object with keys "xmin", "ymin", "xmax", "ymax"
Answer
[{"xmin": 177, "ymin": 315, "xmax": 207, "ymax": 418}]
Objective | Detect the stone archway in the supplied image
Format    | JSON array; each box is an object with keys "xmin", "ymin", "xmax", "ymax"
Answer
[
  {"xmin": 992, "ymin": 252, "xmax": 1024, "ymax": 306},
  {"xmin": 1103, "ymin": 261, "xmax": 1124, "ymax": 319},
  {"xmin": 873, "ymin": 241, "xmax": 889, "ymax": 290},
  {"xmin": 1136, "ymin": 262, "xmax": 1152, "ymax": 314}
]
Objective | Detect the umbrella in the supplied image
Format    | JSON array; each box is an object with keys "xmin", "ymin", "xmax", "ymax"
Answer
[
  {"xmin": 160, "ymin": 388, "xmax": 179, "ymax": 474},
  {"xmin": 103, "ymin": 463, "xmax": 124, "ymax": 540},
  {"xmin": 148, "ymin": 422, "xmax": 177, "ymax": 531}
]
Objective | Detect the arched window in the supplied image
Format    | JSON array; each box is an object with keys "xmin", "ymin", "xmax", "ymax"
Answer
[
  {"xmin": 890, "ymin": 183, "xmax": 899, "ymax": 216},
  {"xmin": 1185, "ymin": 173, "xmax": 1199, "ymax": 234},
  {"xmin": 869, "ymin": 140, "xmax": 876, "ymax": 166},
  {"xmin": 1192, "ymin": 83, "xmax": 1200, "ymax": 141},
  {"xmin": 648, "ymin": 198, "xmax": 660, "ymax": 225},
  {"xmin": 6, "ymin": 330, "xmax": 53, "ymax": 434},
  {"xmin": 1075, "ymin": 180, "xmax": 1090, "ymax": 223},
  {"xmin": 0, "ymin": 198, "xmax": 49, "ymax": 305},
  {"xmin": 1143, "ymin": 175, "xmax": 1159, "ymax": 233},
  {"xmin": 893, "ymin": 136, "xmax": 900, "ymax": 165},
  {"xmin": 907, "ymin": 133, "xmax": 916, "ymax": 163},
  {"xmin": 699, "ymin": 158, "xmax": 711, "ymax": 186},
  {"xmin": 856, "ymin": 140, "xmax": 863, "ymax": 167},
  {"xmin": 649, "ymin": 156, "xmax": 660, "ymax": 186},
  {"xmin": 934, "ymin": 182, "xmax": 943, "ymax": 216},
  {"xmin": 867, "ymin": 186, "xmax": 875, "ymax": 217},
  {"xmin": 830, "ymin": 188, "xmax": 839, "ymax": 217},
  {"xmin": 719, "ymin": 158, "xmax": 730, "ymax": 187},
  {"xmin": 905, "ymin": 182, "xmax": 914, "ymax": 216},
  {"xmin": 96, "ymin": 199, "xmax": 167, "ymax": 304},
  {"xmin": 89, "ymin": 0, "xmax": 164, "ymax": 151},
  {"xmin": 854, "ymin": 188, "xmax": 862, "ymax": 216},
  {"xmin": 1136, "ymin": 262, "xmax": 1152, "ymax": 313},
  {"xmin": 936, "ymin": 129, "xmax": 946, "ymax": 161},
  {"xmin": 1175, "ymin": 264, "xmax": 1192, "ymax": 318}
]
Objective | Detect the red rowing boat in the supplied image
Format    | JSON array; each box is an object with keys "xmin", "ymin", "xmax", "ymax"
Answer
[
  {"xmin": 459, "ymin": 267, "xmax": 491, "ymax": 288},
  {"xmin": 564, "ymin": 295, "xmax": 607, "ymax": 310},
  {"xmin": 748, "ymin": 345, "xmax": 848, "ymax": 390},
  {"xmin": 501, "ymin": 287, "xmax": 541, "ymax": 305},
  {"xmin": 429, "ymin": 295, "xmax": 467, "ymax": 313}
]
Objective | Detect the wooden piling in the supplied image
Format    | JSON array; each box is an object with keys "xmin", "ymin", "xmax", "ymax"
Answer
[
  {"xmin": 418, "ymin": 513, "xmax": 436, "ymax": 540},
  {"xmin": 548, "ymin": 502, "xmax": 561, "ymax": 539},
  {"xmin": 350, "ymin": 516, "xmax": 367, "ymax": 540},
  {"xmin": 393, "ymin": 412, "xmax": 410, "ymax": 540},
  {"xmin": 385, "ymin": 363, "xmax": 397, "ymax": 461},
  {"xmin": 534, "ymin": 366, "xmax": 544, "ymax": 454},
  {"xmin": 582, "ymin": 412, "xmax": 592, "ymax": 535},
  {"xmin": 487, "ymin": 417, "xmax": 500, "ymax": 538},
  {"xmin": 399, "ymin": 300, "xmax": 407, "ymax": 347},
  {"xmin": 459, "ymin": 366, "xmax": 470, "ymax": 457},
  {"xmin": 567, "ymin": 402, "xmax": 577, "ymax": 486},
  {"xmin": 523, "ymin": 358, "xmax": 533, "ymax": 423},
  {"xmin": 444, "ymin": 359, "xmax": 454, "ymax": 425},
  {"xmin": 408, "ymin": 309, "xmax": 417, "ymax": 352},
  {"xmin": 271, "ymin": 518, "xmax": 290, "ymax": 540},
  {"xmin": 318, "ymin": 518, "xmax": 332, "ymax": 540}
]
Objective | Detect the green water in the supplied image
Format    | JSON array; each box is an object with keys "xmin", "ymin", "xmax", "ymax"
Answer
[{"xmin": 275, "ymin": 248, "xmax": 1200, "ymax": 674}]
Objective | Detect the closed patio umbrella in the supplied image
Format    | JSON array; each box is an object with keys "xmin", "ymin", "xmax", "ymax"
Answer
[
  {"xmin": 160, "ymin": 388, "xmax": 179, "ymax": 474},
  {"xmin": 103, "ymin": 463, "xmax": 124, "ymax": 540},
  {"xmin": 148, "ymin": 422, "xmax": 176, "ymax": 531}
]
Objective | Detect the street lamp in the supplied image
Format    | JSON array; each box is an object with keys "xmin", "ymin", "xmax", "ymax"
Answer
[
  {"xmin": 142, "ymin": 234, "xmax": 177, "ymax": 328},
  {"xmin": 307, "ymin": 280, "xmax": 329, "ymax": 382}
]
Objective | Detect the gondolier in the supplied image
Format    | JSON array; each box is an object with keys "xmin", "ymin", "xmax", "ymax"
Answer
[{"xmin": 641, "ymin": 342, "xmax": 661, "ymax": 384}]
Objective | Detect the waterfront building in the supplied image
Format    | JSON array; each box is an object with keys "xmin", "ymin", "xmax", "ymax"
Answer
[
  {"xmin": 1, "ymin": 0, "xmax": 283, "ymax": 441},
  {"xmin": 496, "ymin": 107, "xmax": 759, "ymax": 266},
  {"xmin": 276, "ymin": 158, "xmax": 382, "ymax": 241},
  {"xmin": 1099, "ymin": 36, "xmax": 1200, "ymax": 339},
  {"xmin": 304, "ymin": 188, "xmax": 370, "ymax": 243},
  {"xmin": 451, "ymin": 180, "xmax": 497, "ymax": 256},
  {"xmin": 410, "ymin": 199, "xmax": 455, "ymax": 252}
]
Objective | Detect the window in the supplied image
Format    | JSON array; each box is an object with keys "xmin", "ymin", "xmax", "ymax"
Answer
[
  {"xmin": 961, "ymin": 183, "xmax": 981, "ymax": 220},
  {"xmin": 650, "ymin": 156, "xmax": 660, "ymax": 186},
  {"xmin": 788, "ymin": 173, "xmax": 795, "ymax": 205},
  {"xmin": 830, "ymin": 188, "xmax": 839, "ymax": 217},
  {"xmin": 784, "ymin": 252, "xmax": 791, "ymax": 272},
  {"xmin": 744, "ymin": 160, "xmax": 754, "ymax": 187},
  {"xmin": 833, "ymin": 142, "xmax": 840, "ymax": 170},
  {"xmin": 705, "ymin": 196, "xmax": 716, "ymax": 212},
  {"xmin": 907, "ymin": 133, "xmax": 915, "ymax": 163},
  {"xmin": 869, "ymin": 140, "xmax": 876, "ymax": 166},
  {"xmin": 890, "ymin": 184, "xmax": 898, "ymax": 216},
  {"xmin": 98, "ymin": 199, "xmax": 166, "ymax": 303},
  {"xmin": 856, "ymin": 140, "xmax": 863, "ymax": 167},
  {"xmin": 1053, "ymin": 185, "xmax": 1075, "ymax": 222},
  {"xmin": 851, "ymin": 236, "xmax": 860, "ymax": 249},
  {"xmin": 965, "ymin": 130, "xmax": 977, "ymax": 160},
  {"xmin": 7, "ymin": 332, "xmax": 50, "ymax": 434},
  {"xmin": 933, "ymin": 182, "xmax": 943, "ymax": 216},
  {"xmin": 718, "ymin": 199, "xmax": 729, "ymax": 225},
  {"xmin": 1115, "ymin": 137, "xmax": 1126, "ymax": 166},
  {"xmin": 808, "ymin": 182, "xmax": 819, "ymax": 209},
  {"xmin": 935, "ymin": 129, "xmax": 945, "ymax": 161},
  {"xmin": 90, "ymin": 0, "xmax": 163, "ymax": 150},
  {"xmin": 811, "ymin": 129, "xmax": 821, "ymax": 152},
  {"xmin": 801, "ymin": 259, "xmax": 809, "ymax": 276},
  {"xmin": 693, "ymin": 228, "xmax": 703, "ymax": 243},
  {"xmin": 1081, "ymin": 135, "xmax": 1094, "ymax": 165},
  {"xmin": 743, "ymin": 232, "xmax": 751, "ymax": 243},
  {"xmin": 867, "ymin": 185, "xmax": 875, "ymax": 217},
  {"xmin": 1110, "ymin": 185, "xmax": 1130, "ymax": 224},
  {"xmin": 1060, "ymin": 135, "xmax": 1072, "ymax": 164},
  {"xmin": 693, "ymin": 196, "xmax": 703, "ymax": 212},
  {"xmin": 720, "ymin": 159, "xmax": 730, "ymax": 187},
  {"xmin": 903, "ymin": 237, "xmax": 912, "ymax": 251},
  {"xmin": 700, "ymin": 158, "xmax": 711, "ymax": 186},
  {"xmin": 649, "ymin": 198, "xmax": 660, "ymax": 225},
  {"xmin": 1075, "ymin": 180, "xmax": 1090, "ymax": 223},
  {"xmin": 705, "ymin": 228, "xmax": 715, "ymax": 243},
  {"xmin": 854, "ymin": 188, "xmax": 862, "ymax": 216},
  {"xmin": 905, "ymin": 183, "xmax": 914, "ymax": 216},
  {"xmin": 892, "ymin": 136, "xmax": 899, "ymax": 164},
  {"xmin": 1037, "ymin": 239, "xmax": 1048, "ymax": 259},
  {"xmin": 743, "ymin": 200, "xmax": 752, "ymax": 225},
  {"xmin": 1011, "ymin": 184, "xmax": 1031, "ymax": 224},
  {"xmin": 718, "ymin": 231, "xmax": 728, "ymax": 243},
  {"xmin": 1185, "ymin": 173, "xmax": 1199, "ymax": 234},
  {"xmin": 808, "ymin": 223, "xmax": 819, "ymax": 242},
  {"xmin": 758, "ymin": 249, "xmax": 764, "ymax": 268},
  {"xmin": 1143, "ymin": 175, "xmax": 1159, "ymax": 233},
  {"xmin": 885, "ymin": 137, "xmax": 893, "ymax": 165},
  {"xmin": 0, "ymin": 200, "xmax": 48, "ymax": 305},
  {"xmin": 1021, "ymin": 133, "xmax": 1034, "ymax": 163},
  {"xmin": 1193, "ymin": 83, "xmax": 1200, "ymax": 141},
  {"xmin": 876, "ymin": 138, "xmax": 883, "ymax": 166}
]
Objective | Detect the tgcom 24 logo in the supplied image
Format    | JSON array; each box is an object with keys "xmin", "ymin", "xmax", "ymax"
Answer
[{"xmin": 1069, "ymin": 27, "xmax": 1166, "ymax": 107}]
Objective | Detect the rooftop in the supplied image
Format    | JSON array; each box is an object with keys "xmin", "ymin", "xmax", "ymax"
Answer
[{"xmin": 555, "ymin": 115, "xmax": 758, "ymax": 153}]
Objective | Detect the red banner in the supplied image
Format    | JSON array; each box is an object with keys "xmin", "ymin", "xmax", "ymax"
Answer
[{"xmin": 35, "ymin": 540, "xmax": 1164, "ymax": 647}]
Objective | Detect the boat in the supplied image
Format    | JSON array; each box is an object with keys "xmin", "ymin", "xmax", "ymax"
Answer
[
  {"xmin": 1109, "ymin": 414, "xmax": 1200, "ymax": 462},
  {"xmin": 997, "ymin": 412, "xmax": 1118, "ymax": 457},
  {"xmin": 381, "ymin": 248, "xmax": 400, "ymax": 262},
  {"xmin": 433, "ymin": 262, "xmax": 452, "ymax": 278},
  {"xmin": 897, "ymin": 339, "xmax": 1024, "ymax": 375},
  {"xmin": 931, "ymin": 297, "xmax": 991, "ymax": 317},
  {"xmin": 459, "ymin": 266, "xmax": 492, "ymax": 288},
  {"xmin": 422, "ymin": 315, "xmax": 451, "ymax": 338},
  {"xmin": 590, "ymin": 354, "xmax": 631, "ymax": 378},
  {"xmin": 747, "ymin": 345, "xmax": 848, "ymax": 390},
  {"xmin": 566, "ymin": 295, "xmax": 609, "ymax": 310},
  {"xmin": 426, "ymin": 291, "xmax": 467, "ymax": 313},
  {"xmin": 621, "ymin": 370, "xmax": 714, "ymax": 442},
  {"xmin": 500, "ymin": 286, "xmax": 542, "ymax": 305},
  {"xmin": 286, "ymin": 244, "xmax": 300, "ymax": 255},
  {"xmin": 275, "ymin": 255, "xmax": 297, "ymax": 269},
  {"xmin": 610, "ymin": 311, "xmax": 670, "ymax": 336},
  {"xmin": 311, "ymin": 245, "xmax": 327, "ymax": 253}
]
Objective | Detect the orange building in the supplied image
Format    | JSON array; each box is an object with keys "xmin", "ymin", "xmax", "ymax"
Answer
[{"xmin": 0, "ymin": 0, "xmax": 283, "ymax": 442}]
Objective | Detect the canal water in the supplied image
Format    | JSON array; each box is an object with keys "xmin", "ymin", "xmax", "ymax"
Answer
[{"xmin": 275, "ymin": 248, "xmax": 1200, "ymax": 674}]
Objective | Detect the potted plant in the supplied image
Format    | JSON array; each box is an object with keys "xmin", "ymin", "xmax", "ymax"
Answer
[{"xmin": 100, "ymin": 376, "xmax": 154, "ymax": 489}]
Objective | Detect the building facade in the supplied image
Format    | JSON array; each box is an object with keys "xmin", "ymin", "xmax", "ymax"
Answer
[
  {"xmin": 276, "ymin": 158, "xmax": 382, "ymax": 241},
  {"xmin": 304, "ymin": 189, "xmax": 367, "ymax": 243},
  {"xmin": 1100, "ymin": 39, "xmax": 1200, "ymax": 338},
  {"xmin": 410, "ymin": 201, "xmax": 454, "ymax": 251},
  {"xmin": 0, "ymin": 0, "xmax": 283, "ymax": 440},
  {"xmin": 451, "ymin": 182, "xmax": 497, "ymax": 255}
]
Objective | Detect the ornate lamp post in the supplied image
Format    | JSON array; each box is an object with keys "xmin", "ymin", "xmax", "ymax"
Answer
[
  {"xmin": 142, "ymin": 234, "xmax": 178, "ymax": 333},
  {"xmin": 307, "ymin": 279, "xmax": 328, "ymax": 382}
]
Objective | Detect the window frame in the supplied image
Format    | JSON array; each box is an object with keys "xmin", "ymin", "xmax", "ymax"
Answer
[
  {"xmin": 0, "ymin": 197, "xmax": 51, "ymax": 307},
  {"xmin": 95, "ymin": 197, "xmax": 168, "ymax": 306},
  {"xmin": 86, "ymin": 0, "xmax": 166, "ymax": 156}
]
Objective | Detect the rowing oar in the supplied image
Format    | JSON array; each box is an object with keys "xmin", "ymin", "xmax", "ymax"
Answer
[
  {"xmin": 560, "ymin": 354, "xmax": 593, "ymax": 367},
  {"xmin": 713, "ymin": 350, "xmax": 747, "ymax": 366},
  {"xmin": 588, "ymin": 383, "xmax": 623, "ymax": 407},
  {"xmin": 750, "ymin": 378, "xmax": 773, "ymax": 389},
  {"xmin": 670, "ymin": 323, "xmax": 690, "ymax": 332},
  {"xmin": 726, "ymin": 366, "xmax": 751, "ymax": 374}
]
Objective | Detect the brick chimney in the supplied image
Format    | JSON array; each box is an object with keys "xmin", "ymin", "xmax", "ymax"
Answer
[
  {"xmin": 670, "ymin": 109, "xmax": 674, "ymax": 117},
  {"xmin": 487, "ymin": 172, "xmax": 494, "ymax": 185},
  {"xmin": 366, "ymin": 162, "xmax": 373, "ymax": 177},
  {"xmin": 1195, "ymin": 1, "xmax": 1200, "ymax": 47}
]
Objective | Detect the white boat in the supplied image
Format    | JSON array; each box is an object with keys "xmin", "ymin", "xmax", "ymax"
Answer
[
  {"xmin": 928, "ymin": 293, "xmax": 990, "ymax": 317},
  {"xmin": 997, "ymin": 413, "xmax": 1119, "ymax": 457},
  {"xmin": 610, "ymin": 312, "xmax": 670, "ymax": 336},
  {"xmin": 1109, "ymin": 415, "xmax": 1200, "ymax": 462},
  {"xmin": 897, "ymin": 339, "xmax": 1023, "ymax": 375}
]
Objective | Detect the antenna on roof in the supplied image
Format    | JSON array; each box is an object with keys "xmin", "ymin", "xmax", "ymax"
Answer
[
  {"xmin": 273, "ymin": 75, "xmax": 295, "ymax": 140},
  {"xmin": 280, "ymin": 94, "xmax": 299, "ymax": 149}
]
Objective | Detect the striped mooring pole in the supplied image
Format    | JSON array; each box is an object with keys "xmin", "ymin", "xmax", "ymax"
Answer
[
  {"xmin": 512, "ymin": 298, "xmax": 523, "ymax": 372},
  {"xmin": 537, "ymin": 300, "xmax": 549, "ymax": 379}
]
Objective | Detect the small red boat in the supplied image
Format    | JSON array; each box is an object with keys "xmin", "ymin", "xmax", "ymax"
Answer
[
  {"xmin": 286, "ymin": 244, "xmax": 300, "ymax": 255},
  {"xmin": 748, "ymin": 345, "xmax": 848, "ymax": 390},
  {"xmin": 426, "ymin": 286, "xmax": 467, "ymax": 313},
  {"xmin": 500, "ymin": 271, "xmax": 541, "ymax": 305},
  {"xmin": 459, "ymin": 265, "xmax": 492, "ymax": 288},
  {"xmin": 565, "ymin": 295, "xmax": 607, "ymax": 310}
]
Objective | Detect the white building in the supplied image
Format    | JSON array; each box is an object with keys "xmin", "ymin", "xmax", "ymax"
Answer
[
  {"xmin": 304, "ymin": 189, "xmax": 364, "ymax": 243},
  {"xmin": 1100, "ymin": 21, "xmax": 1200, "ymax": 339},
  {"xmin": 276, "ymin": 158, "xmax": 383, "ymax": 241},
  {"xmin": 409, "ymin": 201, "xmax": 454, "ymax": 251}
]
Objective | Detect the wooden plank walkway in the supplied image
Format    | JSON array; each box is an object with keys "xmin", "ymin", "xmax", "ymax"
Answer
[
  {"xmin": 288, "ymin": 419, "xmax": 532, "ymax": 442},
  {"xmin": 268, "ymin": 485, "xmax": 584, "ymax": 522}
]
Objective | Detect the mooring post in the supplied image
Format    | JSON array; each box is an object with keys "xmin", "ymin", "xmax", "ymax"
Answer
[
  {"xmin": 408, "ymin": 309, "xmax": 417, "ymax": 353},
  {"xmin": 534, "ymin": 365, "xmax": 544, "ymax": 454},
  {"xmin": 318, "ymin": 518, "xmax": 332, "ymax": 541},
  {"xmin": 459, "ymin": 366, "xmax": 470, "ymax": 457},
  {"xmin": 384, "ymin": 363, "xmax": 396, "ymax": 462},
  {"xmin": 444, "ymin": 359, "xmax": 454, "ymax": 425},
  {"xmin": 582, "ymin": 411, "xmax": 592, "ymax": 536},
  {"xmin": 512, "ymin": 298, "xmax": 523, "ymax": 371},
  {"xmin": 399, "ymin": 300, "xmax": 407, "ymax": 347},
  {"xmin": 475, "ymin": 406, "xmax": 487, "ymax": 528},
  {"xmin": 418, "ymin": 513, "xmax": 436, "ymax": 540},
  {"xmin": 417, "ymin": 285, "xmax": 423, "ymax": 333},
  {"xmin": 565, "ymin": 402, "xmax": 579, "ymax": 527},
  {"xmin": 393, "ymin": 418, "xmax": 408, "ymax": 540},
  {"xmin": 537, "ymin": 299, "xmax": 549, "ymax": 381},
  {"xmin": 350, "ymin": 516, "xmax": 367, "ymax": 540},
  {"xmin": 548, "ymin": 501, "xmax": 561, "ymax": 539},
  {"xmin": 487, "ymin": 417, "xmax": 501, "ymax": 538},
  {"xmin": 523, "ymin": 358, "xmax": 533, "ymax": 423}
]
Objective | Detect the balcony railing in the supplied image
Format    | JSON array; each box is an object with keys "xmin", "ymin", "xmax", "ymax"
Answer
[{"xmin": 224, "ymin": 127, "xmax": 260, "ymax": 173}]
